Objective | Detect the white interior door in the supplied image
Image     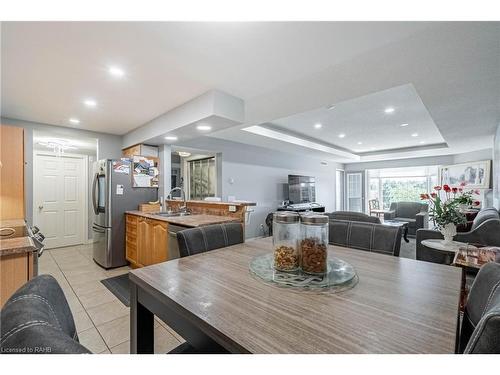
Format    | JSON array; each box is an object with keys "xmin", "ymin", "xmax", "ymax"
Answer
[
  {"xmin": 34, "ymin": 154, "xmax": 86, "ymax": 249},
  {"xmin": 346, "ymin": 172, "xmax": 364, "ymax": 213}
]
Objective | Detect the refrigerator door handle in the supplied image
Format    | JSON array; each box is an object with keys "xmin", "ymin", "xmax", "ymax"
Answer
[
  {"xmin": 92, "ymin": 173, "xmax": 99, "ymax": 215},
  {"xmin": 92, "ymin": 224, "xmax": 106, "ymax": 233}
]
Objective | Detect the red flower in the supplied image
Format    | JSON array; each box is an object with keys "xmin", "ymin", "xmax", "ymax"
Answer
[
  {"xmin": 458, "ymin": 187, "xmax": 463, "ymax": 193},
  {"xmin": 473, "ymin": 201, "xmax": 481, "ymax": 206},
  {"xmin": 443, "ymin": 184, "xmax": 451, "ymax": 192},
  {"xmin": 474, "ymin": 189, "xmax": 480, "ymax": 195},
  {"xmin": 460, "ymin": 181, "xmax": 467, "ymax": 186},
  {"xmin": 431, "ymin": 192, "xmax": 437, "ymax": 198},
  {"xmin": 452, "ymin": 187, "xmax": 458, "ymax": 193},
  {"xmin": 434, "ymin": 186, "xmax": 442, "ymax": 191}
]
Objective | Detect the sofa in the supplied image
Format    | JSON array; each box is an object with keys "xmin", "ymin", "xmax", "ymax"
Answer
[
  {"xmin": 326, "ymin": 211, "xmax": 381, "ymax": 224},
  {"xmin": 416, "ymin": 207, "xmax": 500, "ymax": 264},
  {"xmin": 384, "ymin": 202, "xmax": 429, "ymax": 236},
  {"xmin": 329, "ymin": 219, "xmax": 402, "ymax": 256}
]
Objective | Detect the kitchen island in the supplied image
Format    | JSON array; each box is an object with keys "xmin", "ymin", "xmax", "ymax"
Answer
[{"xmin": 124, "ymin": 211, "xmax": 240, "ymax": 268}]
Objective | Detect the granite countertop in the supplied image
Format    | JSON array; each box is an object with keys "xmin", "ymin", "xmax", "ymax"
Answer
[
  {"xmin": 166, "ymin": 199, "xmax": 256, "ymax": 207},
  {"xmin": 0, "ymin": 235, "xmax": 36, "ymax": 257},
  {"xmin": 126, "ymin": 211, "xmax": 241, "ymax": 228}
]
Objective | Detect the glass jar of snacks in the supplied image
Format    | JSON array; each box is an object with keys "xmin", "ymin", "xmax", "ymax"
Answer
[
  {"xmin": 300, "ymin": 214, "xmax": 329, "ymax": 275},
  {"xmin": 273, "ymin": 211, "xmax": 300, "ymax": 272}
]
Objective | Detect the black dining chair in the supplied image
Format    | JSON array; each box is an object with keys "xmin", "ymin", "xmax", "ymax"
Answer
[
  {"xmin": 176, "ymin": 222, "xmax": 244, "ymax": 258},
  {"xmin": 0, "ymin": 275, "xmax": 90, "ymax": 354},
  {"xmin": 459, "ymin": 262, "xmax": 500, "ymax": 353}
]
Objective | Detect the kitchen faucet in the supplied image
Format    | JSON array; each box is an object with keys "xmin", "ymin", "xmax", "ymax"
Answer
[{"xmin": 167, "ymin": 187, "xmax": 188, "ymax": 213}]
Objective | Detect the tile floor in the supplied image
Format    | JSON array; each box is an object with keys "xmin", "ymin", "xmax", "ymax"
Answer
[{"xmin": 39, "ymin": 243, "xmax": 185, "ymax": 354}]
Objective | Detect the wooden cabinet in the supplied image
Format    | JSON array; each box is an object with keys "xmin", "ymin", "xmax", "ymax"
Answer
[
  {"xmin": 0, "ymin": 125, "xmax": 25, "ymax": 220},
  {"xmin": 1, "ymin": 252, "xmax": 34, "ymax": 307},
  {"xmin": 125, "ymin": 214, "xmax": 168, "ymax": 267},
  {"xmin": 122, "ymin": 144, "xmax": 158, "ymax": 158}
]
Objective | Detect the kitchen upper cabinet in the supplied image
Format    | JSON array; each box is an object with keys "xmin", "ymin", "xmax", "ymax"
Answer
[
  {"xmin": 0, "ymin": 125, "xmax": 25, "ymax": 220},
  {"xmin": 126, "ymin": 214, "xmax": 168, "ymax": 267}
]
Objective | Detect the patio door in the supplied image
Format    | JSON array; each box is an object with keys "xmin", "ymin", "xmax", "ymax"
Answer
[{"xmin": 346, "ymin": 172, "xmax": 365, "ymax": 213}]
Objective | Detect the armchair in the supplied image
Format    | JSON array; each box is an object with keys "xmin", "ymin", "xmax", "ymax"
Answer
[
  {"xmin": 416, "ymin": 208, "xmax": 500, "ymax": 264},
  {"xmin": 384, "ymin": 201, "xmax": 428, "ymax": 236}
]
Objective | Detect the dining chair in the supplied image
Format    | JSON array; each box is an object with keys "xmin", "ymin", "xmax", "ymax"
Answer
[
  {"xmin": 176, "ymin": 222, "xmax": 244, "ymax": 258},
  {"xmin": 460, "ymin": 262, "xmax": 500, "ymax": 353},
  {"xmin": 0, "ymin": 275, "xmax": 90, "ymax": 354}
]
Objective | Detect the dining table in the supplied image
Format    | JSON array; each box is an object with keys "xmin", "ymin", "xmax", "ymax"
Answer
[{"xmin": 129, "ymin": 237, "xmax": 462, "ymax": 354}]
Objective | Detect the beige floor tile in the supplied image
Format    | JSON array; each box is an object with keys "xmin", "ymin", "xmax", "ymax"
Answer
[
  {"xmin": 110, "ymin": 341, "xmax": 130, "ymax": 354},
  {"xmin": 79, "ymin": 288, "xmax": 117, "ymax": 310},
  {"xmin": 71, "ymin": 279, "xmax": 107, "ymax": 296},
  {"xmin": 78, "ymin": 327, "xmax": 108, "ymax": 354},
  {"xmin": 96, "ymin": 315, "xmax": 130, "ymax": 348},
  {"xmin": 154, "ymin": 325, "xmax": 181, "ymax": 353},
  {"xmin": 102, "ymin": 266, "xmax": 131, "ymax": 278},
  {"xmin": 73, "ymin": 310, "xmax": 94, "ymax": 333},
  {"xmin": 99, "ymin": 348, "xmax": 111, "ymax": 354},
  {"xmin": 86, "ymin": 299, "xmax": 129, "ymax": 326},
  {"xmin": 65, "ymin": 270, "xmax": 107, "ymax": 285},
  {"xmin": 154, "ymin": 316, "xmax": 185, "ymax": 342},
  {"xmin": 65, "ymin": 293, "xmax": 85, "ymax": 314}
]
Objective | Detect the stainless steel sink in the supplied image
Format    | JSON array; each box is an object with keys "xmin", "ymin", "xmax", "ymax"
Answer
[{"xmin": 152, "ymin": 212, "xmax": 191, "ymax": 218}]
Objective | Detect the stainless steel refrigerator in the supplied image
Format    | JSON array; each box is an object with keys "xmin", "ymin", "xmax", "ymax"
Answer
[{"xmin": 91, "ymin": 159, "xmax": 157, "ymax": 268}]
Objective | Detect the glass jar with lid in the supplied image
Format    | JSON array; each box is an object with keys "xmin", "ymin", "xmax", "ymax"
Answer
[
  {"xmin": 273, "ymin": 211, "xmax": 300, "ymax": 272},
  {"xmin": 300, "ymin": 214, "xmax": 329, "ymax": 275}
]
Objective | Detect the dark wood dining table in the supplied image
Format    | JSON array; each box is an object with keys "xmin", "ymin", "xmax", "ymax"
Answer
[{"xmin": 129, "ymin": 237, "xmax": 462, "ymax": 354}]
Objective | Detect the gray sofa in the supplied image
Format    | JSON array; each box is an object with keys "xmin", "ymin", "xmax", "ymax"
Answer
[
  {"xmin": 326, "ymin": 211, "xmax": 381, "ymax": 224},
  {"xmin": 384, "ymin": 202, "xmax": 429, "ymax": 236},
  {"xmin": 416, "ymin": 207, "xmax": 500, "ymax": 264},
  {"xmin": 329, "ymin": 219, "xmax": 402, "ymax": 256}
]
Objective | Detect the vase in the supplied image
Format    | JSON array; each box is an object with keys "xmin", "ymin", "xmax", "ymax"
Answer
[{"xmin": 440, "ymin": 223, "xmax": 457, "ymax": 245}]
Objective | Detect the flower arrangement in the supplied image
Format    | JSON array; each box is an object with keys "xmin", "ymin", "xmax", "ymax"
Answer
[{"xmin": 420, "ymin": 183, "xmax": 481, "ymax": 243}]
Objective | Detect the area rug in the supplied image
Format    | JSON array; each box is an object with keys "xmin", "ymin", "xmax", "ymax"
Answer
[{"xmin": 100, "ymin": 274, "xmax": 130, "ymax": 307}]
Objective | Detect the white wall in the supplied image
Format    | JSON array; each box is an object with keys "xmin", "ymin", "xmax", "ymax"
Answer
[{"xmin": 178, "ymin": 137, "xmax": 341, "ymax": 238}]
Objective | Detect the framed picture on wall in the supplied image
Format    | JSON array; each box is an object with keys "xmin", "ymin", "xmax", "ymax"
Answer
[{"xmin": 439, "ymin": 160, "xmax": 491, "ymax": 188}]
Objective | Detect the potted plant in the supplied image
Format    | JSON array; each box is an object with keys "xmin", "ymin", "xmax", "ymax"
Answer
[{"xmin": 420, "ymin": 184, "xmax": 480, "ymax": 244}]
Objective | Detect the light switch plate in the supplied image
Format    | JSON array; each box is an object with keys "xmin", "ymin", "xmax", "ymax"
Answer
[{"xmin": 228, "ymin": 205, "xmax": 237, "ymax": 212}]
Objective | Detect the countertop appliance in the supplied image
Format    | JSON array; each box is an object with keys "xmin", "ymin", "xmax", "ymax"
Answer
[{"xmin": 92, "ymin": 159, "xmax": 157, "ymax": 269}]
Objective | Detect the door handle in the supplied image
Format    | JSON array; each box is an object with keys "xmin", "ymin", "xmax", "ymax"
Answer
[
  {"xmin": 92, "ymin": 173, "xmax": 99, "ymax": 215},
  {"xmin": 38, "ymin": 205, "xmax": 44, "ymax": 210}
]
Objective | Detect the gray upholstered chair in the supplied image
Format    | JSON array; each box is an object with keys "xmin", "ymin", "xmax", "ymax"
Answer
[
  {"xmin": 329, "ymin": 219, "xmax": 402, "ymax": 256},
  {"xmin": 326, "ymin": 211, "xmax": 381, "ymax": 224},
  {"xmin": 417, "ymin": 208, "xmax": 500, "ymax": 264},
  {"xmin": 0, "ymin": 275, "xmax": 90, "ymax": 354},
  {"xmin": 384, "ymin": 202, "xmax": 428, "ymax": 236},
  {"xmin": 460, "ymin": 262, "xmax": 500, "ymax": 353},
  {"xmin": 177, "ymin": 222, "xmax": 244, "ymax": 258}
]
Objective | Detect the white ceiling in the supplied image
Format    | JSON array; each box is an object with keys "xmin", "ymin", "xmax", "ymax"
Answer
[
  {"xmin": 1, "ymin": 22, "xmax": 429, "ymax": 134},
  {"xmin": 2, "ymin": 22, "xmax": 499, "ymax": 164},
  {"xmin": 262, "ymin": 83, "xmax": 446, "ymax": 153}
]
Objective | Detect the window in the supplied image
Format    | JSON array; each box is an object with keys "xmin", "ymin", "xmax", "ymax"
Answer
[
  {"xmin": 335, "ymin": 170, "xmax": 345, "ymax": 210},
  {"xmin": 367, "ymin": 166, "xmax": 438, "ymax": 210},
  {"xmin": 188, "ymin": 157, "xmax": 216, "ymax": 200}
]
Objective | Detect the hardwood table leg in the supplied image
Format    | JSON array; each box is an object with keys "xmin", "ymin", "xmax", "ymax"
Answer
[
  {"xmin": 130, "ymin": 282, "xmax": 154, "ymax": 354},
  {"xmin": 403, "ymin": 225, "xmax": 409, "ymax": 243}
]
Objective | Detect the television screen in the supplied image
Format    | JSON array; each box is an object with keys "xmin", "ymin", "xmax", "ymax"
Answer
[{"xmin": 288, "ymin": 175, "xmax": 316, "ymax": 203}]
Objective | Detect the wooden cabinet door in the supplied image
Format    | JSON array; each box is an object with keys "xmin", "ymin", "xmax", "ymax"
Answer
[
  {"xmin": 150, "ymin": 220, "xmax": 168, "ymax": 264},
  {"xmin": 0, "ymin": 125, "xmax": 24, "ymax": 220},
  {"xmin": 125, "ymin": 214, "xmax": 138, "ymax": 265},
  {"xmin": 137, "ymin": 217, "xmax": 151, "ymax": 266}
]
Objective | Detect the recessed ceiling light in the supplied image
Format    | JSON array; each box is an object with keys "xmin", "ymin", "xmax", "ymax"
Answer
[
  {"xmin": 384, "ymin": 107, "xmax": 395, "ymax": 114},
  {"xmin": 357, "ymin": 141, "xmax": 363, "ymax": 145},
  {"xmin": 326, "ymin": 104, "xmax": 335, "ymax": 110},
  {"xmin": 164, "ymin": 136, "xmax": 178, "ymax": 141},
  {"xmin": 108, "ymin": 66, "xmax": 125, "ymax": 78},
  {"xmin": 178, "ymin": 151, "xmax": 191, "ymax": 157},
  {"xmin": 69, "ymin": 118, "xmax": 80, "ymax": 124},
  {"xmin": 419, "ymin": 140, "xmax": 426, "ymax": 144},
  {"xmin": 84, "ymin": 99, "xmax": 97, "ymax": 107},
  {"xmin": 338, "ymin": 133, "xmax": 346, "ymax": 138},
  {"xmin": 411, "ymin": 133, "xmax": 419, "ymax": 137},
  {"xmin": 314, "ymin": 123, "xmax": 322, "ymax": 129},
  {"xmin": 196, "ymin": 125, "xmax": 212, "ymax": 131},
  {"xmin": 400, "ymin": 123, "xmax": 409, "ymax": 127}
]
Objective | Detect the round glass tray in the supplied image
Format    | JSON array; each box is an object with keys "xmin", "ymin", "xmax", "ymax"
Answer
[{"xmin": 249, "ymin": 253, "xmax": 358, "ymax": 293}]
